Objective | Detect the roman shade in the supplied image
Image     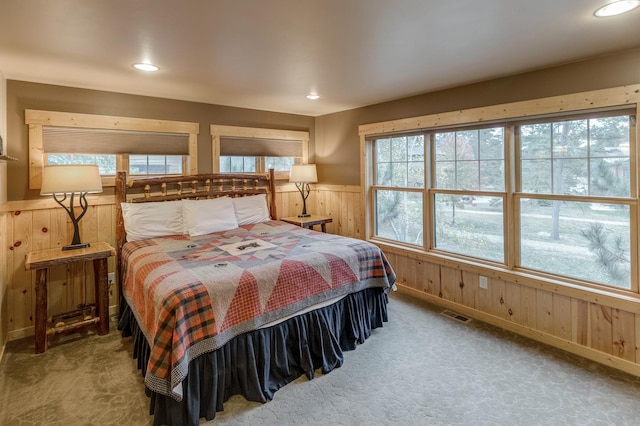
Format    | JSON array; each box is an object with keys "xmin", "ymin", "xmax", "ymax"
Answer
[
  {"xmin": 219, "ymin": 137, "xmax": 303, "ymax": 157},
  {"xmin": 42, "ymin": 126, "xmax": 190, "ymax": 155}
]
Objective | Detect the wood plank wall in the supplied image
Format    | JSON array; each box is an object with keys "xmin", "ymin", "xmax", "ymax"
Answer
[
  {"xmin": 2, "ymin": 185, "xmax": 361, "ymax": 340},
  {"xmin": 5, "ymin": 203, "xmax": 117, "ymax": 340},
  {"xmin": 383, "ymin": 247, "xmax": 640, "ymax": 377},
  {"xmin": 1, "ymin": 211, "xmax": 9, "ymax": 348},
  {"xmin": 277, "ymin": 184, "xmax": 362, "ymax": 239},
  {"xmin": 6, "ymin": 183, "xmax": 640, "ymax": 379}
]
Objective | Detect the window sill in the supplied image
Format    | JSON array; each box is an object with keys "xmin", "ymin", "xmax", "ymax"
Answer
[{"xmin": 371, "ymin": 238, "xmax": 640, "ymax": 313}]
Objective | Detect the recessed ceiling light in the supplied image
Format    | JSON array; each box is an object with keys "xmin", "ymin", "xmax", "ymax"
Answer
[
  {"xmin": 132, "ymin": 63, "xmax": 159, "ymax": 72},
  {"xmin": 594, "ymin": 0, "xmax": 640, "ymax": 17},
  {"xmin": 306, "ymin": 94, "xmax": 320, "ymax": 100}
]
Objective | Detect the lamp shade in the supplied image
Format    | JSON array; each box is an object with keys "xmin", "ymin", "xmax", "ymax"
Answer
[
  {"xmin": 289, "ymin": 164, "xmax": 317, "ymax": 183},
  {"xmin": 40, "ymin": 165, "xmax": 103, "ymax": 195}
]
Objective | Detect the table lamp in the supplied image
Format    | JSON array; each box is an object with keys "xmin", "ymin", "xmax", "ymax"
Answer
[
  {"xmin": 289, "ymin": 164, "xmax": 317, "ymax": 218},
  {"xmin": 40, "ymin": 165, "xmax": 103, "ymax": 250}
]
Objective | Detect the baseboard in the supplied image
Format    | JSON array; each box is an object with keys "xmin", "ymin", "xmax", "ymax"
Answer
[
  {"xmin": 7, "ymin": 326, "xmax": 33, "ymax": 341},
  {"xmin": 395, "ymin": 283, "xmax": 640, "ymax": 378}
]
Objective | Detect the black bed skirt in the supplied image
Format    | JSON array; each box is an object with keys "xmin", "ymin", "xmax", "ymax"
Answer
[{"xmin": 118, "ymin": 287, "xmax": 389, "ymax": 426}]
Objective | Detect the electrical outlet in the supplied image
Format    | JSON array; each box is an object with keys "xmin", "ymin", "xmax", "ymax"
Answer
[
  {"xmin": 108, "ymin": 272, "xmax": 115, "ymax": 286},
  {"xmin": 479, "ymin": 275, "xmax": 488, "ymax": 289}
]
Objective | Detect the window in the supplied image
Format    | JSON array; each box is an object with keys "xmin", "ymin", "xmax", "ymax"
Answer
[
  {"xmin": 370, "ymin": 128, "xmax": 506, "ymax": 263},
  {"xmin": 433, "ymin": 126, "xmax": 505, "ymax": 262},
  {"xmin": 266, "ymin": 156, "xmax": 296, "ymax": 173},
  {"xmin": 517, "ymin": 113, "xmax": 632, "ymax": 288},
  {"xmin": 363, "ymin": 94, "xmax": 638, "ymax": 293},
  {"xmin": 519, "ymin": 115, "xmax": 630, "ymax": 197},
  {"xmin": 218, "ymin": 156, "xmax": 296, "ymax": 173},
  {"xmin": 26, "ymin": 110, "xmax": 199, "ymax": 189},
  {"xmin": 47, "ymin": 153, "xmax": 117, "ymax": 174},
  {"xmin": 211, "ymin": 125, "xmax": 310, "ymax": 180},
  {"xmin": 373, "ymin": 135, "xmax": 424, "ymax": 245},
  {"xmin": 46, "ymin": 153, "xmax": 183, "ymax": 178},
  {"xmin": 129, "ymin": 155, "xmax": 183, "ymax": 177},
  {"xmin": 435, "ymin": 127, "xmax": 505, "ymax": 191},
  {"xmin": 219, "ymin": 156, "xmax": 257, "ymax": 173}
]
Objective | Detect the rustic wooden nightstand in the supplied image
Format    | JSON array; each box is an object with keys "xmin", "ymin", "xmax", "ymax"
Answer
[
  {"xmin": 25, "ymin": 242, "xmax": 116, "ymax": 353},
  {"xmin": 280, "ymin": 214, "xmax": 333, "ymax": 233}
]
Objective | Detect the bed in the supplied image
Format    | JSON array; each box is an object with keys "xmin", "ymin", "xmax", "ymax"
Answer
[{"xmin": 115, "ymin": 169, "xmax": 396, "ymax": 426}]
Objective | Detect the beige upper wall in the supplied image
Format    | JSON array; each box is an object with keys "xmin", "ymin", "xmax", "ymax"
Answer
[
  {"xmin": 6, "ymin": 81, "xmax": 315, "ymax": 201},
  {"xmin": 5, "ymin": 47, "xmax": 640, "ymax": 195},
  {"xmin": 315, "ymin": 47, "xmax": 640, "ymax": 186}
]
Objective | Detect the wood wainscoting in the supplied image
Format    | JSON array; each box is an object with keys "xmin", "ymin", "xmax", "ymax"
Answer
[
  {"xmin": 1, "ymin": 210, "xmax": 9, "ymax": 351},
  {"xmin": 382, "ymin": 245, "xmax": 640, "ymax": 377},
  {"xmin": 276, "ymin": 183, "xmax": 362, "ymax": 239},
  {"xmin": 1, "ymin": 184, "xmax": 361, "ymax": 341},
  {"xmin": 3, "ymin": 199, "xmax": 117, "ymax": 340},
  {"xmin": 5, "ymin": 183, "xmax": 640, "ymax": 378}
]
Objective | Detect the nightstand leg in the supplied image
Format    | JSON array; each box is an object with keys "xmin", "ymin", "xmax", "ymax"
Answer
[
  {"xmin": 35, "ymin": 269, "xmax": 48, "ymax": 354},
  {"xmin": 93, "ymin": 258, "xmax": 109, "ymax": 335}
]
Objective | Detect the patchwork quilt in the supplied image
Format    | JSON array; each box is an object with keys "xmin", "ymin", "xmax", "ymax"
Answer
[{"xmin": 121, "ymin": 220, "xmax": 396, "ymax": 400}]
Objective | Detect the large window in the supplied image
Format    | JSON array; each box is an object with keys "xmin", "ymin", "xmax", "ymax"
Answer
[{"xmin": 366, "ymin": 105, "xmax": 637, "ymax": 292}]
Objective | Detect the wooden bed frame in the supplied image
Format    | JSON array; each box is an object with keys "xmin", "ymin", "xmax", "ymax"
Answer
[
  {"xmin": 113, "ymin": 168, "xmax": 393, "ymax": 425},
  {"xmin": 114, "ymin": 169, "xmax": 276, "ymax": 306}
]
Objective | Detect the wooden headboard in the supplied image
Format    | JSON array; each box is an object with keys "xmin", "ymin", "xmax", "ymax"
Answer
[{"xmin": 114, "ymin": 169, "xmax": 276, "ymax": 306}]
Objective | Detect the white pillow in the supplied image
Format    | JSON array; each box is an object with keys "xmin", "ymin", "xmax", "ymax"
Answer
[
  {"xmin": 233, "ymin": 194, "xmax": 271, "ymax": 225},
  {"xmin": 121, "ymin": 200, "xmax": 184, "ymax": 242},
  {"xmin": 182, "ymin": 197, "xmax": 239, "ymax": 237}
]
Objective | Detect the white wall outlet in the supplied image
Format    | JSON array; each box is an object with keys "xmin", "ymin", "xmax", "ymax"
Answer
[
  {"xmin": 108, "ymin": 272, "xmax": 116, "ymax": 286},
  {"xmin": 479, "ymin": 275, "xmax": 488, "ymax": 289}
]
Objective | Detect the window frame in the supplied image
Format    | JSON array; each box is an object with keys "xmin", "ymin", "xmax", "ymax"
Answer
[
  {"xmin": 370, "ymin": 134, "xmax": 427, "ymax": 246},
  {"xmin": 210, "ymin": 124, "xmax": 309, "ymax": 180},
  {"xmin": 26, "ymin": 109, "xmax": 199, "ymax": 189},
  {"xmin": 360, "ymin": 85, "xmax": 640, "ymax": 297},
  {"xmin": 370, "ymin": 126, "xmax": 509, "ymax": 265},
  {"xmin": 512, "ymin": 114, "xmax": 634, "ymax": 290}
]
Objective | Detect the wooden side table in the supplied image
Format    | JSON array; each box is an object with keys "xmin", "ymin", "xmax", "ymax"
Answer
[
  {"xmin": 25, "ymin": 241, "xmax": 116, "ymax": 353},
  {"xmin": 280, "ymin": 214, "xmax": 333, "ymax": 233}
]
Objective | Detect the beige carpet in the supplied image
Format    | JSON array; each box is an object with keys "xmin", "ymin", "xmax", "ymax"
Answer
[{"xmin": 2, "ymin": 292, "xmax": 640, "ymax": 425}]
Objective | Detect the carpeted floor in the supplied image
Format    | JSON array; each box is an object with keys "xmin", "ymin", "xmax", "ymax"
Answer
[{"xmin": 2, "ymin": 292, "xmax": 640, "ymax": 425}]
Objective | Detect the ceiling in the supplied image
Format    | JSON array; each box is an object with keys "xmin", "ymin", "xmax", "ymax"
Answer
[{"xmin": 1, "ymin": 1, "xmax": 639, "ymax": 117}]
